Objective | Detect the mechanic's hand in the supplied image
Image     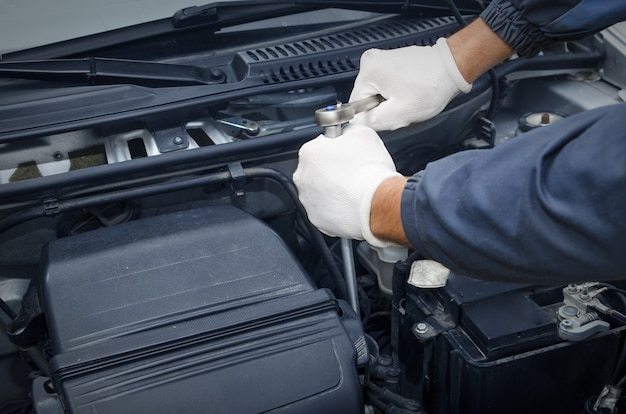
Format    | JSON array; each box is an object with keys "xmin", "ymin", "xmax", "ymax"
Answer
[
  {"xmin": 350, "ymin": 38, "xmax": 472, "ymax": 131},
  {"xmin": 293, "ymin": 124, "xmax": 402, "ymax": 248}
]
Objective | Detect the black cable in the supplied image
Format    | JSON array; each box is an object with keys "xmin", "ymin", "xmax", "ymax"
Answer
[
  {"xmin": 0, "ymin": 297, "xmax": 16, "ymax": 320},
  {"xmin": 613, "ymin": 337, "xmax": 626, "ymax": 385},
  {"xmin": 358, "ymin": 282, "xmax": 372, "ymax": 326},
  {"xmin": 367, "ymin": 381, "xmax": 425, "ymax": 413},
  {"xmin": 249, "ymin": 167, "xmax": 348, "ymax": 300},
  {"xmin": 444, "ymin": 0, "xmax": 465, "ymax": 24},
  {"xmin": 607, "ymin": 308, "xmax": 626, "ymax": 325},
  {"xmin": 594, "ymin": 283, "xmax": 626, "ymax": 386},
  {"xmin": 0, "ymin": 167, "xmax": 349, "ymax": 302},
  {"xmin": 599, "ymin": 282, "xmax": 626, "ymax": 297}
]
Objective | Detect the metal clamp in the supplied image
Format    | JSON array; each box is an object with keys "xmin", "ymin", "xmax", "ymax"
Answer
[{"xmin": 558, "ymin": 283, "xmax": 612, "ymax": 341}]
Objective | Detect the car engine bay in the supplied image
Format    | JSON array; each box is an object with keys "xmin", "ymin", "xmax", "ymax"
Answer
[{"xmin": 1, "ymin": 5, "xmax": 626, "ymax": 414}]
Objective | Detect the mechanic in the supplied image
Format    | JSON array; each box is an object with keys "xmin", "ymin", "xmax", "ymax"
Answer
[{"xmin": 293, "ymin": 0, "xmax": 626, "ymax": 285}]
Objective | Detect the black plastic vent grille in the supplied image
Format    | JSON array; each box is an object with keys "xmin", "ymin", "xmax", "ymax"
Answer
[
  {"xmin": 237, "ymin": 16, "xmax": 458, "ymax": 84},
  {"xmin": 261, "ymin": 58, "xmax": 358, "ymax": 83}
]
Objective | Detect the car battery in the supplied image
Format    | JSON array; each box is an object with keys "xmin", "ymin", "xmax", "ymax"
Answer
[
  {"xmin": 39, "ymin": 205, "xmax": 365, "ymax": 414},
  {"xmin": 399, "ymin": 272, "xmax": 624, "ymax": 414}
]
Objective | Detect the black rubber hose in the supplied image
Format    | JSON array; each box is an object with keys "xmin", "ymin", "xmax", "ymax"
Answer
[
  {"xmin": 390, "ymin": 251, "xmax": 422, "ymax": 364},
  {"xmin": 0, "ymin": 167, "xmax": 349, "ymax": 301},
  {"xmin": 0, "ymin": 124, "xmax": 320, "ymax": 202},
  {"xmin": 0, "ymin": 208, "xmax": 48, "ymax": 237},
  {"xmin": 367, "ymin": 381, "xmax": 425, "ymax": 413},
  {"xmin": 443, "ymin": 0, "xmax": 465, "ymax": 24},
  {"xmin": 244, "ymin": 167, "xmax": 349, "ymax": 300},
  {"xmin": 607, "ymin": 309, "xmax": 626, "ymax": 325},
  {"xmin": 0, "ymin": 297, "xmax": 17, "ymax": 320},
  {"xmin": 391, "ymin": 259, "xmax": 411, "ymax": 360}
]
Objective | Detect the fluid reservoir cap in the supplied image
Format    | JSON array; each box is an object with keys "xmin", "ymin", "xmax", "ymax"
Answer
[{"xmin": 518, "ymin": 111, "xmax": 565, "ymax": 133}]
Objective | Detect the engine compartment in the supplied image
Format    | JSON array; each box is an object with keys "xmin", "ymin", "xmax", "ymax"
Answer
[{"xmin": 1, "ymin": 9, "xmax": 626, "ymax": 414}]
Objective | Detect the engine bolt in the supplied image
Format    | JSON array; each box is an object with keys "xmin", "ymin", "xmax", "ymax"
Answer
[
  {"xmin": 562, "ymin": 305, "xmax": 578, "ymax": 317},
  {"xmin": 173, "ymin": 136, "xmax": 184, "ymax": 145},
  {"xmin": 414, "ymin": 322, "xmax": 429, "ymax": 334}
]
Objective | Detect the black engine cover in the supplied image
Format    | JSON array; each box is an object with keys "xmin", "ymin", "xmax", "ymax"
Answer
[{"xmin": 40, "ymin": 205, "xmax": 364, "ymax": 413}]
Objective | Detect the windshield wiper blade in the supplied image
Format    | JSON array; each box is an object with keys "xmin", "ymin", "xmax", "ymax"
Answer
[
  {"xmin": 0, "ymin": 57, "xmax": 226, "ymax": 87},
  {"xmin": 171, "ymin": 0, "xmax": 482, "ymax": 30}
]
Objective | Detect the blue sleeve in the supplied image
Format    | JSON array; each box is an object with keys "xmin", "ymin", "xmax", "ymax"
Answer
[
  {"xmin": 400, "ymin": 102, "xmax": 626, "ymax": 284},
  {"xmin": 480, "ymin": 0, "xmax": 626, "ymax": 57}
]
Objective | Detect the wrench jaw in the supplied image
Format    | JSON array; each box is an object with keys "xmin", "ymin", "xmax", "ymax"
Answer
[{"xmin": 323, "ymin": 125, "xmax": 344, "ymax": 138}]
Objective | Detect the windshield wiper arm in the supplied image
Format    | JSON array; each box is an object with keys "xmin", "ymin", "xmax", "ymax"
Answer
[
  {"xmin": 171, "ymin": 0, "xmax": 482, "ymax": 30},
  {"xmin": 2, "ymin": 0, "xmax": 483, "ymax": 62},
  {"xmin": 173, "ymin": 2, "xmax": 316, "ymax": 29},
  {"xmin": 0, "ymin": 57, "xmax": 226, "ymax": 87}
]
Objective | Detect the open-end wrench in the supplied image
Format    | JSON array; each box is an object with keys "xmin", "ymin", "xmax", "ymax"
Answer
[
  {"xmin": 315, "ymin": 94, "xmax": 385, "ymax": 138},
  {"xmin": 313, "ymin": 94, "xmax": 385, "ymax": 316}
]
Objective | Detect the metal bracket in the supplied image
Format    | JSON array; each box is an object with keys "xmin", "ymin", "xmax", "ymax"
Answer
[
  {"xmin": 558, "ymin": 316, "xmax": 610, "ymax": 341},
  {"xmin": 464, "ymin": 116, "xmax": 496, "ymax": 149},
  {"xmin": 558, "ymin": 283, "xmax": 612, "ymax": 341},
  {"xmin": 151, "ymin": 123, "xmax": 189, "ymax": 153},
  {"xmin": 593, "ymin": 385, "xmax": 623, "ymax": 413},
  {"xmin": 43, "ymin": 198, "xmax": 60, "ymax": 217},
  {"xmin": 228, "ymin": 162, "xmax": 246, "ymax": 197}
]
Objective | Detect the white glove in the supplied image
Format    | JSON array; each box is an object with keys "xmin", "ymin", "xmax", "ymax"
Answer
[
  {"xmin": 350, "ymin": 37, "xmax": 472, "ymax": 131},
  {"xmin": 293, "ymin": 124, "xmax": 402, "ymax": 248}
]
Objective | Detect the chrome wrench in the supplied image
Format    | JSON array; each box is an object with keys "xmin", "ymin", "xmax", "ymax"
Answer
[
  {"xmin": 315, "ymin": 94, "xmax": 385, "ymax": 137},
  {"xmin": 313, "ymin": 94, "xmax": 385, "ymax": 316}
]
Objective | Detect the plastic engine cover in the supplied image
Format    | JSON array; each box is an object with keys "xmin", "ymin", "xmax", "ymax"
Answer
[{"xmin": 40, "ymin": 205, "xmax": 364, "ymax": 414}]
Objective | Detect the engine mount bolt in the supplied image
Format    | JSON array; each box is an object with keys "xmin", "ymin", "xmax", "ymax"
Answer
[
  {"xmin": 173, "ymin": 136, "xmax": 184, "ymax": 145},
  {"xmin": 414, "ymin": 322, "xmax": 429, "ymax": 334}
]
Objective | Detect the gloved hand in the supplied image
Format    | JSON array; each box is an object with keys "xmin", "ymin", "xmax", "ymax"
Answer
[
  {"xmin": 293, "ymin": 124, "xmax": 402, "ymax": 248},
  {"xmin": 350, "ymin": 37, "xmax": 472, "ymax": 131}
]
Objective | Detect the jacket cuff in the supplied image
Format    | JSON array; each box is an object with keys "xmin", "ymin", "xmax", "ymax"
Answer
[{"xmin": 480, "ymin": 0, "xmax": 554, "ymax": 57}]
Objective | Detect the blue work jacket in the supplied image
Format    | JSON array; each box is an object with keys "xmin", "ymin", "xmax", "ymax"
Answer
[
  {"xmin": 401, "ymin": 0, "xmax": 626, "ymax": 283},
  {"xmin": 481, "ymin": 0, "xmax": 626, "ymax": 56}
]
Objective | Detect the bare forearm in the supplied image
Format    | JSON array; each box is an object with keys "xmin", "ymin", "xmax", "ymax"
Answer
[
  {"xmin": 370, "ymin": 176, "xmax": 411, "ymax": 246},
  {"xmin": 447, "ymin": 18, "xmax": 515, "ymax": 83}
]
